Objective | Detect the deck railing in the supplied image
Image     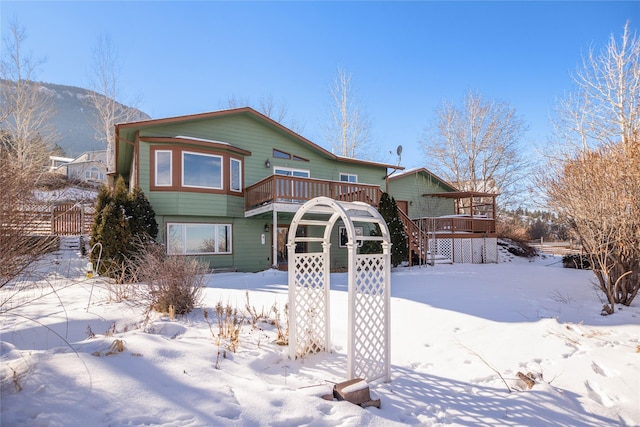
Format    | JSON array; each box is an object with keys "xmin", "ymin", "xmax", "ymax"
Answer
[
  {"xmin": 416, "ymin": 216, "xmax": 496, "ymax": 234},
  {"xmin": 245, "ymin": 175, "xmax": 381, "ymax": 210}
]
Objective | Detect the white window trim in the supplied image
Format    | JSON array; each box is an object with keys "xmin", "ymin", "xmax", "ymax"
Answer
[
  {"xmin": 155, "ymin": 150, "xmax": 173, "ymax": 187},
  {"xmin": 167, "ymin": 223, "xmax": 233, "ymax": 255},
  {"xmin": 230, "ymin": 158, "xmax": 242, "ymax": 192},
  {"xmin": 339, "ymin": 172, "xmax": 358, "ymax": 183},
  {"xmin": 181, "ymin": 151, "xmax": 223, "ymax": 190}
]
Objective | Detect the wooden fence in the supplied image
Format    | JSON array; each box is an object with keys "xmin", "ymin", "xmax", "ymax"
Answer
[{"xmin": 9, "ymin": 202, "xmax": 95, "ymax": 236}]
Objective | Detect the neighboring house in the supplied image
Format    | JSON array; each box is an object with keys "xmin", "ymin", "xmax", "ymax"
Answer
[
  {"xmin": 388, "ymin": 168, "xmax": 498, "ymax": 265},
  {"xmin": 114, "ymin": 107, "xmax": 403, "ymax": 272},
  {"xmin": 113, "ymin": 107, "xmax": 496, "ymax": 272},
  {"xmin": 49, "ymin": 155, "xmax": 74, "ymax": 172},
  {"xmin": 52, "ymin": 151, "xmax": 107, "ymax": 185}
]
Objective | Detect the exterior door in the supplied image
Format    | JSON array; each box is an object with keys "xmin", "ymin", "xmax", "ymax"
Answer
[
  {"xmin": 397, "ymin": 200, "xmax": 409, "ymax": 215},
  {"xmin": 275, "ymin": 225, "xmax": 306, "ymax": 270}
]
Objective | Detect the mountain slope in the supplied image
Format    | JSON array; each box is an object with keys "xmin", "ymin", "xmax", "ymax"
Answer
[{"xmin": 2, "ymin": 80, "xmax": 150, "ymax": 157}]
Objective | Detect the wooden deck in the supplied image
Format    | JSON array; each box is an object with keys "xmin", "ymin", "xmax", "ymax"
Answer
[
  {"xmin": 416, "ymin": 215, "xmax": 496, "ymax": 234},
  {"xmin": 245, "ymin": 175, "xmax": 381, "ymax": 211}
]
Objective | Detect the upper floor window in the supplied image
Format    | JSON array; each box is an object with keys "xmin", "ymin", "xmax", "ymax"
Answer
[
  {"xmin": 273, "ymin": 149, "xmax": 290, "ymax": 159},
  {"xmin": 340, "ymin": 173, "xmax": 358, "ymax": 183},
  {"xmin": 155, "ymin": 150, "xmax": 172, "ymax": 186},
  {"xmin": 150, "ymin": 146, "xmax": 244, "ymax": 195},
  {"xmin": 230, "ymin": 158, "xmax": 242, "ymax": 192},
  {"xmin": 182, "ymin": 151, "xmax": 223, "ymax": 189},
  {"xmin": 272, "ymin": 148, "xmax": 308, "ymax": 162}
]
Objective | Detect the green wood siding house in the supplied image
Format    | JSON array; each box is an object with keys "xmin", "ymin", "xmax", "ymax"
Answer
[{"xmin": 114, "ymin": 107, "xmax": 403, "ymax": 272}]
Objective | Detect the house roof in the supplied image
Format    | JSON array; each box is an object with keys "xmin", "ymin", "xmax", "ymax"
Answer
[
  {"xmin": 388, "ymin": 167, "xmax": 458, "ymax": 192},
  {"xmin": 423, "ymin": 190, "xmax": 499, "ymax": 200},
  {"xmin": 115, "ymin": 107, "xmax": 403, "ymax": 171}
]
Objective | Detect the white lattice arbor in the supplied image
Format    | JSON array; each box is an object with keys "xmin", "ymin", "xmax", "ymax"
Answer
[{"xmin": 287, "ymin": 196, "xmax": 391, "ymax": 383}]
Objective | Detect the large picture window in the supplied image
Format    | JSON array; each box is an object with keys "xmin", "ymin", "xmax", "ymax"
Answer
[
  {"xmin": 167, "ymin": 223, "xmax": 232, "ymax": 255},
  {"xmin": 155, "ymin": 150, "xmax": 172, "ymax": 186},
  {"xmin": 182, "ymin": 151, "xmax": 223, "ymax": 189}
]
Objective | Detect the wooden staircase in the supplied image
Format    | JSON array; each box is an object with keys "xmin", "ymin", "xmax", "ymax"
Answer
[
  {"xmin": 398, "ymin": 210, "xmax": 427, "ymax": 265},
  {"xmin": 397, "ymin": 210, "xmax": 453, "ymax": 266}
]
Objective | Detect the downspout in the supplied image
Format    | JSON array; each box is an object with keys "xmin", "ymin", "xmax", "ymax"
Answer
[{"xmin": 272, "ymin": 208, "xmax": 278, "ymax": 269}]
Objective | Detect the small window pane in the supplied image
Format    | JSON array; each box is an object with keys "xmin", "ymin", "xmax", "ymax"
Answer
[
  {"xmin": 274, "ymin": 168, "xmax": 291, "ymax": 176},
  {"xmin": 340, "ymin": 173, "xmax": 357, "ymax": 183},
  {"xmin": 273, "ymin": 149, "xmax": 290, "ymax": 159},
  {"xmin": 183, "ymin": 152, "xmax": 222, "ymax": 189},
  {"xmin": 293, "ymin": 170, "xmax": 310, "ymax": 178},
  {"xmin": 156, "ymin": 151, "xmax": 172, "ymax": 186},
  {"xmin": 230, "ymin": 159, "xmax": 241, "ymax": 192}
]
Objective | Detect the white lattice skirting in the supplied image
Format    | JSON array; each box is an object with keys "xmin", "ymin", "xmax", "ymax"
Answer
[{"xmin": 436, "ymin": 237, "xmax": 498, "ymax": 263}]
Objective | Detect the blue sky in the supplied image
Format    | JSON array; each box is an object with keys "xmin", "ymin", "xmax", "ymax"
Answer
[{"xmin": 1, "ymin": 1, "xmax": 637, "ymax": 168}]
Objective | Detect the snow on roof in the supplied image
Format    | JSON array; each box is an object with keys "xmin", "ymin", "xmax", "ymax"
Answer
[{"xmin": 174, "ymin": 135, "xmax": 230, "ymax": 145}]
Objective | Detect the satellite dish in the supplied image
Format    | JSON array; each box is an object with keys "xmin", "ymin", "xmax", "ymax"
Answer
[{"xmin": 396, "ymin": 145, "xmax": 403, "ymax": 156}]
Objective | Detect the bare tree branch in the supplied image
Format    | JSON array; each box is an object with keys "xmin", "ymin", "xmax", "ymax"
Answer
[
  {"xmin": 86, "ymin": 33, "xmax": 144, "ymax": 173},
  {"xmin": 326, "ymin": 67, "xmax": 372, "ymax": 159},
  {"xmin": 421, "ymin": 90, "xmax": 530, "ymax": 207},
  {"xmin": 542, "ymin": 22, "xmax": 640, "ymax": 314},
  {"xmin": 0, "ymin": 19, "xmax": 58, "ymax": 176}
]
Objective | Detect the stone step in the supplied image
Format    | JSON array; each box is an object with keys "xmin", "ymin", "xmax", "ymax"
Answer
[{"xmin": 59, "ymin": 236, "xmax": 81, "ymax": 250}]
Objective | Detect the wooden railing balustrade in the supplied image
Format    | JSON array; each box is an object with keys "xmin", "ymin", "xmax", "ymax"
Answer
[{"xmin": 245, "ymin": 175, "xmax": 381, "ymax": 210}]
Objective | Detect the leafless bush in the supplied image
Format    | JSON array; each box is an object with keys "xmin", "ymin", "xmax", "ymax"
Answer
[
  {"xmin": 271, "ymin": 301, "xmax": 289, "ymax": 346},
  {"xmin": 496, "ymin": 215, "xmax": 529, "ymax": 242},
  {"xmin": 543, "ymin": 23, "xmax": 640, "ymax": 314},
  {"xmin": 0, "ymin": 154, "xmax": 58, "ymax": 295},
  {"xmin": 133, "ymin": 243, "xmax": 205, "ymax": 315}
]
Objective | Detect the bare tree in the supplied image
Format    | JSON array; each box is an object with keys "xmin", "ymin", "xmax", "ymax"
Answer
[
  {"xmin": 0, "ymin": 152, "xmax": 58, "ymax": 291},
  {"xmin": 421, "ymin": 91, "xmax": 529, "ymax": 206},
  {"xmin": 86, "ymin": 34, "xmax": 143, "ymax": 173},
  {"xmin": 0, "ymin": 20, "xmax": 58, "ymax": 176},
  {"xmin": 543, "ymin": 22, "xmax": 640, "ymax": 314},
  {"xmin": 223, "ymin": 94, "xmax": 305, "ymax": 134},
  {"xmin": 553, "ymin": 22, "xmax": 639, "ymax": 151},
  {"xmin": 326, "ymin": 67, "xmax": 372, "ymax": 158}
]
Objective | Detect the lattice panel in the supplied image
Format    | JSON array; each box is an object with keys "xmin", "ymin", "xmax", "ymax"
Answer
[
  {"xmin": 460, "ymin": 238, "xmax": 473, "ymax": 263},
  {"xmin": 485, "ymin": 238, "xmax": 498, "ymax": 263},
  {"xmin": 472, "ymin": 239, "xmax": 484, "ymax": 263},
  {"xmin": 437, "ymin": 238, "xmax": 453, "ymax": 261},
  {"xmin": 353, "ymin": 254, "xmax": 387, "ymax": 381},
  {"xmin": 453, "ymin": 238, "xmax": 463, "ymax": 263},
  {"xmin": 292, "ymin": 252, "xmax": 327, "ymax": 358}
]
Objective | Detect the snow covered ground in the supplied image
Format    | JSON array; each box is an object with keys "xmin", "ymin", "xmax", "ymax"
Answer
[{"xmin": 1, "ymin": 245, "xmax": 638, "ymax": 426}]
